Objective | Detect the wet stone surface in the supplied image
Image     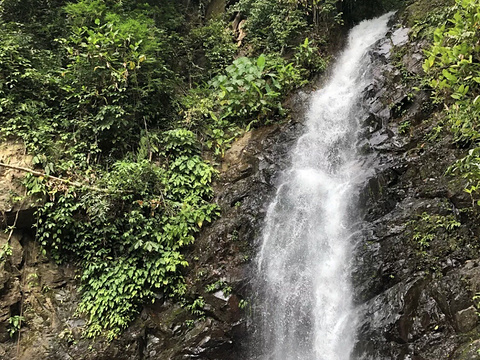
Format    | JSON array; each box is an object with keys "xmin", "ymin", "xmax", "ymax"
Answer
[{"xmin": 351, "ymin": 15, "xmax": 480, "ymax": 360}]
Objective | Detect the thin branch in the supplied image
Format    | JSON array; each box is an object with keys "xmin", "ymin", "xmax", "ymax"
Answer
[
  {"xmin": 143, "ymin": 116, "xmax": 152, "ymax": 162},
  {"xmin": 0, "ymin": 162, "xmax": 113, "ymax": 193},
  {"xmin": 11, "ymin": 194, "xmax": 23, "ymax": 358}
]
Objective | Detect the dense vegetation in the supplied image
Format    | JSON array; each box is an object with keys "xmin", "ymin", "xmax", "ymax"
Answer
[
  {"xmin": 2, "ymin": 0, "xmax": 383, "ymax": 338},
  {"xmin": 422, "ymin": 0, "xmax": 480, "ymax": 204}
]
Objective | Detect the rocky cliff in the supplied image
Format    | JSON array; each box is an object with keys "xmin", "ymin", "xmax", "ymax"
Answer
[{"xmin": 352, "ymin": 7, "xmax": 480, "ymax": 359}]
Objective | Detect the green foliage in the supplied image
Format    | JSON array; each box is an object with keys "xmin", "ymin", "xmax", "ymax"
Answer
[
  {"xmin": 231, "ymin": 0, "xmax": 346, "ymax": 52},
  {"xmin": 185, "ymin": 17, "xmax": 237, "ymax": 82},
  {"xmin": 423, "ymin": 0, "xmax": 480, "ymax": 144},
  {"xmin": 406, "ymin": 0, "xmax": 455, "ymax": 33},
  {"xmin": 232, "ymin": 0, "xmax": 309, "ymax": 53},
  {"xmin": 423, "ymin": 0, "xmax": 480, "ymax": 203},
  {"xmin": 210, "ymin": 55, "xmax": 284, "ymax": 120},
  {"xmin": 238, "ymin": 299, "xmax": 249, "ymax": 309},
  {"xmin": 205, "ymin": 280, "xmax": 232, "ymax": 296},
  {"xmin": 294, "ymin": 37, "xmax": 328, "ymax": 78},
  {"xmin": 8, "ymin": 315, "xmax": 25, "ymax": 338},
  {"xmin": 473, "ymin": 292, "xmax": 480, "ymax": 321},
  {"xmin": 186, "ymin": 296, "xmax": 206, "ymax": 317},
  {"xmin": 398, "ymin": 120, "xmax": 411, "ymax": 135},
  {"xmin": 405, "ymin": 210, "xmax": 463, "ymax": 274},
  {"xmin": 0, "ymin": 24, "xmax": 58, "ymax": 155},
  {"xmin": 161, "ymin": 129, "xmax": 200, "ymax": 157},
  {"xmin": 58, "ymin": 3, "xmax": 175, "ymax": 159},
  {"xmin": 312, "ymin": 0, "xmax": 344, "ymax": 27},
  {"xmin": 1, "ymin": 0, "xmax": 181, "ymax": 166},
  {"xmin": 0, "ymin": 0, "xmax": 67, "ymax": 42},
  {"xmin": 0, "ymin": 243, "xmax": 13, "ymax": 262},
  {"xmin": 29, "ymin": 130, "xmax": 219, "ymax": 339},
  {"xmin": 408, "ymin": 212, "xmax": 461, "ymax": 252},
  {"xmin": 209, "ymin": 53, "xmax": 305, "ymax": 119},
  {"xmin": 447, "ymin": 147, "xmax": 480, "ymax": 206},
  {"xmin": 182, "ymin": 53, "xmax": 306, "ymax": 156},
  {"xmin": 1, "ymin": 0, "xmax": 324, "ymax": 167}
]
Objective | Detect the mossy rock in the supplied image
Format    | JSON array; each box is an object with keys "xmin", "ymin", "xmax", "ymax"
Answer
[{"xmin": 454, "ymin": 338, "xmax": 480, "ymax": 360}]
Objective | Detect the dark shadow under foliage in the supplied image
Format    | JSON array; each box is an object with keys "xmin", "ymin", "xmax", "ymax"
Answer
[{"xmin": 342, "ymin": 0, "xmax": 406, "ymax": 25}]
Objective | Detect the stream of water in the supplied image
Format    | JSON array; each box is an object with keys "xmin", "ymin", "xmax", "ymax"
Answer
[{"xmin": 253, "ymin": 13, "xmax": 393, "ymax": 360}]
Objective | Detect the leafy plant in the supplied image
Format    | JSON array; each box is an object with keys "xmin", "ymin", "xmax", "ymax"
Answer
[
  {"xmin": 312, "ymin": 0, "xmax": 344, "ymax": 28},
  {"xmin": 1, "ymin": 0, "xmax": 180, "ymax": 166},
  {"xmin": 8, "ymin": 315, "xmax": 25, "ymax": 338},
  {"xmin": 186, "ymin": 296, "xmax": 206, "ymax": 317},
  {"xmin": 232, "ymin": 0, "xmax": 309, "ymax": 53},
  {"xmin": 0, "ymin": 24, "xmax": 58, "ymax": 155},
  {"xmin": 209, "ymin": 55, "xmax": 282, "ymax": 120},
  {"xmin": 447, "ymin": 148, "xmax": 480, "ymax": 207},
  {"xmin": 294, "ymin": 37, "xmax": 328, "ymax": 78},
  {"xmin": 29, "ymin": 130, "xmax": 219, "ymax": 339},
  {"xmin": 205, "ymin": 280, "xmax": 232, "ymax": 296},
  {"xmin": 408, "ymin": 212, "xmax": 461, "ymax": 252},
  {"xmin": 185, "ymin": 17, "xmax": 236, "ymax": 82},
  {"xmin": 208, "ymin": 54, "xmax": 303, "ymax": 133},
  {"xmin": 423, "ymin": 0, "xmax": 480, "ymax": 203},
  {"xmin": 57, "ymin": 6, "xmax": 174, "ymax": 160},
  {"xmin": 181, "ymin": 52, "xmax": 306, "ymax": 157},
  {"xmin": 238, "ymin": 299, "xmax": 249, "ymax": 309},
  {"xmin": 0, "ymin": 243, "xmax": 12, "ymax": 261},
  {"xmin": 399, "ymin": 120, "xmax": 411, "ymax": 135},
  {"xmin": 423, "ymin": 0, "xmax": 480, "ymax": 144}
]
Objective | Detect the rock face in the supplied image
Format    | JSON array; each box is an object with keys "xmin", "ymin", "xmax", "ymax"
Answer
[
  {"xmin": 0, "ymin": 141, "xmax": 38, "ymax": 229},
  {"xmin": 350, "ymin": 16, "xmax": 480, "ymax": 360}
]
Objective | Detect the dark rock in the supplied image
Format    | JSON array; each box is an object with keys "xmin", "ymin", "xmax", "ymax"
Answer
[
  {"xmin": 351, "ymin": 15, "xmax": 480, "ymax": 360},
  {"xmin": 455, "ymin": 306, "xmax": 478, "ymax": 333},
  {"xmin": 452, "ymin": 340, "xmax": 480, "ymax": 360}
]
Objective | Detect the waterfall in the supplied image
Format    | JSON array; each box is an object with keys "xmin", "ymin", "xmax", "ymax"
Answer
[{"xmin": 252, "ymin": 13, "xmax": 393, "ymax": 360}]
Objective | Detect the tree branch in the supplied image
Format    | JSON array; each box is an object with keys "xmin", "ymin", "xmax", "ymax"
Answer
[{"xmin": 0, "ymin": 162, "xmax": 112, "ymax": 193}]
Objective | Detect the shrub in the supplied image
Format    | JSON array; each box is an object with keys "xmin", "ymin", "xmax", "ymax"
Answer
[
  {"xmin": 232, "ymin": 0, "xmax": 309, "ymax": 53},
  {"xmin": 185, "ymin": 17, "xmax": 237, "ymax": 82},
  {"xmin": 31, "ymin": 130, "xmax": 219, "ymax": 339},
  {"xmin": 424, "ymin": 0, "xmax": 480, "ymax": 208}
]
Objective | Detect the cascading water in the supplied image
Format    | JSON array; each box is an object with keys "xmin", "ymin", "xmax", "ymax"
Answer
[{"xmin": 252, "ymin": 13, "xmax": 393, "ymax": 360}]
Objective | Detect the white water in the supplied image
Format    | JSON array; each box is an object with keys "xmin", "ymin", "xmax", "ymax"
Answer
[{"xmin": 253, "ymin": 14, "xmax": 393, "ymax": 360}]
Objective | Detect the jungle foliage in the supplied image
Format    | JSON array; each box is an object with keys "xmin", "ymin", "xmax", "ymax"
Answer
[
  {"xmin": 423, "ymin": 0, "xmax": 480, "ymax": 204},
  {"xmin": 0, "ymin": 0, "xmax": 338, "ymax": 338}
]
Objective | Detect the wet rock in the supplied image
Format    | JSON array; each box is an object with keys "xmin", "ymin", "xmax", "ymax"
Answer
[
  {"xmin": 391, "ymin": 26, "xmax": 409, "ymax": 47},
  {"xmin": 453, "ymin": 340, "xmax": 480, "ymax": 360},
  {"xmin": 352, "ymin": 15, "xmax": 480, "ymax": 360},
  {"xmin": 455, "ymin": 306, "xmax": 478, "ymax": 333}
]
